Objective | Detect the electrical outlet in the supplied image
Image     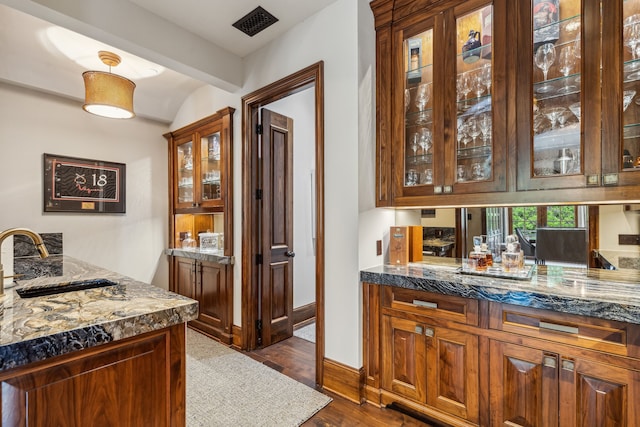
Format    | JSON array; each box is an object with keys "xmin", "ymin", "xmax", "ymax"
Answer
[{"xmin": 376, "ymin": 240, "xmax": 382, "ymax": 256}]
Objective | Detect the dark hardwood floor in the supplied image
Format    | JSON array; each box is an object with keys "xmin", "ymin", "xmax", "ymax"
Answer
[{"xmin": 245, "ymin": 334, "xmax": 434, "ymax": 426}]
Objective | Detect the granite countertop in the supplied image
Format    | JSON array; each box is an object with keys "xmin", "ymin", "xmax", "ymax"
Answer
[
  {"xmin": 165, "ymin": 248, "xmax": 234, "ymax": 264},
  {"xmin": 0, "ymin": 256, "xmax": 198, "ymax": 372},
  {"xmin": 361, "ymin": 259, "xmax": 640, "ymax": 325}
]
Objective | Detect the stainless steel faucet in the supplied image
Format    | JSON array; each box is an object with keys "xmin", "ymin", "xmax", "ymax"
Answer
[{"xmin": 0, "ymin": 228, "xmax": 49, "ymax": 295}]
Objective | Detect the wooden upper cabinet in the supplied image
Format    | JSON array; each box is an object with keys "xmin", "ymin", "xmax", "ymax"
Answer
[
  {"xmin": 371, "ymin": 0, "xmax": 640, "ymax": 207},
  {"xmin": 165, "ymin": 107, "xmax": 234, "ymax": 212}
]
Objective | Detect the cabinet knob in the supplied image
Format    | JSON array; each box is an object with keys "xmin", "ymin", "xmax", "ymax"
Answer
[
  {"xmin": 424, "ymin": 327, "xmax": 434, "ymax": 337},
  {"xmin": 285, "ymin": 250, "xmax": 296, "ymax": 258},
  {"xmin": 561, "ymin": 358, "xmax": 575, "ymax": 372}
]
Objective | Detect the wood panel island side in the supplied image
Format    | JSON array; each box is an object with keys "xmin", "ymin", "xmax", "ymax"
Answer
[{"xmin": 0, "ymin": 256, "xmax": 198, "ymax": 427}]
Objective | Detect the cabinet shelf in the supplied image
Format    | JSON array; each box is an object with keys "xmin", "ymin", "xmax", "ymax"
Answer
[
  {"xmin": 534, "ymin": 74, "xmax": 581, "ymax": 101},
  {"xmin": 457, "ymin": 144, "xmax": 492, "ymax": 159}
]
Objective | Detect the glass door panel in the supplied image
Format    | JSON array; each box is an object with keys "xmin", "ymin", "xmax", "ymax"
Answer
[
  {"xmin": 455, "ymin": 5, "xmax": 493, "ymax": 184},
  {"xmin": 623, "ymin": 0, "xmax": 640, "ymax": 172},
  {"xmin": 404, "ymin": 28, "xmax": 434, "ymax": 187},
  {"xmin": 200, "ymin": 131, "xmax": 221, "ymax": 202},
  {"xmin": 177, "ymin": 140, "xmax": 194, "ymax": 205},
  {"xmin": 531, "ymin": 0, "xmax": 582, "ymax": 177}
]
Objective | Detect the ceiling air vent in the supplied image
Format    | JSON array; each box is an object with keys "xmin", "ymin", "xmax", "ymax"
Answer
[{"xmin": 232, "ymin": 6, "xmax": 279, "ymax": 37}]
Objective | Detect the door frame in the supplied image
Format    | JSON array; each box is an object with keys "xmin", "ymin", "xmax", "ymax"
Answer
[{"xmin": 241, "ymin": 62, "xmax": 325, "ymax": 386}]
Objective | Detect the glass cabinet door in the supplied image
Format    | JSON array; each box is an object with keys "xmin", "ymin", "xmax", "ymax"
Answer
[
  {"xmin": 403, "ymin": 26, "xmax": 435, "ymax": 189},
  {"xmin": 531, "ymin": 0, "xmax": 582, "ymax": 178},
  {"xmin": 604, "ymin": 0, "xmax": 640, "ymax": 186},
  {"xmin": 176, "ymin": 139, "xmax": 194, "ymax": 207},
  {"xmin": 517, "ymin": 0, "xmax": 596, "ymax": 191},
  {"xmin": 455, "ymin": 5, "xmax": 494, "ymax": 185},
  {"xmin": 199, "ymin": 130, "xmax": 222, "ymax": 205}
]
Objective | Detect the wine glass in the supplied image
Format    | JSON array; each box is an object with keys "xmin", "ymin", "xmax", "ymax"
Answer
[
  {"xmin": 569, "ymin": 102, "xmax": 581, "ymax": 122},
  {"xmin": 409, "ymin": 132, "xmax": 420, "ymax": 157},
  {"xmin": 467, "ymin": 117, "xmax": 481, "ymax": 146},
  {"xmin": 479, "ymin": 113, "xmax": 492, "ymax": 145},
  {"xmin": 542, "ymin": 106, "xmax": 566, "ymax": 130},
  {"xmin": 481, "ymin": 63, "xmax": 492, "ymax": 95},
  {"xmin": 457, "ymin": 121, "xmax": 467, "ymax": 149},
  {"xmin": 457, "ymin": 164, "xmax": 466, "ymax": 182},
  {"xmin": 473, "ymin": 72, "xmax": 485, "ymax": 98},
  {"xmin": 415, "ymin": 83, "xmax": 431, "ymax": 124},
  {"xmin": 573, "ymin": 32, "xmax": 582, "ymax": 84},
  {"xmin": 419, "ymin": 127, "xmax": 432, "ymax": 156},
  {"xmin": 624, "ymin": 15, "xmax": 640, "ymax": 72},
  {"xmin": 623, "ymin": 90, "xmax": 636, "ymax": 111},
  {"xmin": 534, "ymin": 43, "xmax": 557, "ymax": 93},
  {"xmin": 557, "ymin": 45, "xmax": 576, "ymax": 94},
  {"xmin": 457, "ymin": 73, "xmax": 471, "ymax": 108},
  {"xmin": 404, "ymin": 88, "xmax": 411, "ymax": 124}
]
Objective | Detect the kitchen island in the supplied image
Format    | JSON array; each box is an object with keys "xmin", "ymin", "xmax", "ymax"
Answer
[
  {"xmin": 362, "ymin": 260, "xmax": 640, "ymax": 426},
  {"xmin": 0, "ymin": 256, "xmax": 198, "ymax": 426}
]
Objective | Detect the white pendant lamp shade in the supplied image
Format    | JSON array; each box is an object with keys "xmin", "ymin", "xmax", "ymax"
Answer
[{"xmin": 83, "ymin": 51, "xmax": 136, "ymax": 119}]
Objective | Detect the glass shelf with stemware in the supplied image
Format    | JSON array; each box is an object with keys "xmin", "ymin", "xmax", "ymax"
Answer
[{"xmin": 534, "ymin": 73, "xmax": 581, "ymax": 101}]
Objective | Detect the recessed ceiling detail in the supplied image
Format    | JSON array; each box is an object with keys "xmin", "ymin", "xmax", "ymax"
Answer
[{"xmin": 232, "ymin": 6, "xmax": 279, "ymax": 37}]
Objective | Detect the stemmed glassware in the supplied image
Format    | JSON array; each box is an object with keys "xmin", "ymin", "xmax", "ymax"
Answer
[
  {"xmin": 473, "ymin": 72, "xmax": 485, "ymax": 98},
  {"xmin": 410, "ymin": 132, "xmax": 420, "ymax": 158},
  {"xmin": 415, "ymin": 83, "xmax": 431, "ymax": 124},
  {"xmin": 557, "ymin": 45, "xmax": 576, "ymax": 94},
  {"xmin": 569, "ymin": 102, "xmax": 581, "ymax": 122},
  {"xmin": 467, "ymin": 117, "xmax": 481, "ymax": 146},
  {"xmin": 457, "ymin": 73, "xmax": 471, "ymax": 109},
  {"xmin": 534, "ymin": 43, "xmax": 557, "ymax": 93},
  {"xmin": 479, "ymin": 113, "xmax": 492, "ymax": 145},
  {"xmin": 481, "ymin": 63, "xmax": 492, "ymax": 95},
  {"xmin": 624, "ymin": 14, "xmax": 640, "ymax": 74},
  {"xmin": 419, "ymin": 127, "xmax": 432, "ymax": 157},
  {"xmin": 457, "ymin": 121, "xmax": 467, "ymax": 149},
  {"xmin": 542, "ymin": 106, "xmax": 566, "ymax": 130},
  {"xmin": 623, "ymin": 90, "xmax": 636, "ymax": 111}
]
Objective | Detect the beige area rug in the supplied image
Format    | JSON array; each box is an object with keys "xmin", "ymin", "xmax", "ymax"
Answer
[
  {"xmin": 293, "ymin": 322, "xmax": 316, "ymax": 343},
  {"xmin": 186, "ymin": 329, "xmax": 331, "ymax": 427}
]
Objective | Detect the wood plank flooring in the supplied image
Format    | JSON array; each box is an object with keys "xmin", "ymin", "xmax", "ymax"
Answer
[{"xmin": 245, "ymin": 335, "xmax": 435, "ymax": 426}]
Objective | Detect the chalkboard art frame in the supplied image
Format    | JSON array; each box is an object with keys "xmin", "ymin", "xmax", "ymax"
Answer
[{"xmin": 43, "ymin": 153, "xmax": 126, "ymax": 213}]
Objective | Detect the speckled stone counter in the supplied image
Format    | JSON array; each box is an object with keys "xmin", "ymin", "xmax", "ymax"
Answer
[
  {"xmin": 165, "ymin": 248, "xmax": 234, "ymax": 264},
  {"xmin": 0, "ymin": 256, "xmax": 198, "ymax": 372},
  {"xmin": 361, "ymin": 260, "xmax": 640, "ymax": 325}
]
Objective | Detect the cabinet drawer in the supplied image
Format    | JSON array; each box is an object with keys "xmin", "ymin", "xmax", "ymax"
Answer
[
  {"xmin": 489, "ymin": 302, "xmax": 640, "ymax": 357},
  {"xmin": 382, "ymin": 286, "xmax": 478, "ymax": 326}
]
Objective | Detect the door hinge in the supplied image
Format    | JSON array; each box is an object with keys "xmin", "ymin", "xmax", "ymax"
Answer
[
  {"xmin": 256, "ymin": 254, "xmax": 263, "ymax": 265},
  {"xmin": 256, "ymin": 319, "xmax": 263, "ymax": 346},
  {"xmin": 256, "ymin": 124, "xmax": 263, "ymax": 135},
  {"xmin": 256, "ymin": 189, "xmax": 263, "ymax": 200}
]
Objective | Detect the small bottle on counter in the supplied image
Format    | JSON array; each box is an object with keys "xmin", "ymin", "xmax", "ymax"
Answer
[
  {"xmin": 481, "ymin": 242, "xmax": 493, "ymax": 267},
  {"xmin": 469, "ymin": 245, "xmax": 487, "ymax": 271}
]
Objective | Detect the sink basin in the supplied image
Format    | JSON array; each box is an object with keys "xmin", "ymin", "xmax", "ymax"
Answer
[{"xmin": 16, "ymin": 278, "xmax": 118, "ymax": 298}]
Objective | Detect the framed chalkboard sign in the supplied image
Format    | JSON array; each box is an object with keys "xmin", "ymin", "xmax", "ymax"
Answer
[{"xmin": 43, "ymin": 153, "xmax": 126, "ymax": 213}]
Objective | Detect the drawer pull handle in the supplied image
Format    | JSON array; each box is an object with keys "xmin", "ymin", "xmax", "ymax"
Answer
[
  {"xmin": 539, "ymin": 321, "xmax": 578, "ymax": 335},
  {"xmin": 562, "ymin": 359, "xmax": 575, "ymax": 372},
  {"xmin": 543, "ymin": 356, "xmax": 557, "ymax": 369},
  {"xmin": 415, "ymin": 325, "xmax": 423, "ymax": 335},
  {"xmin": 413, "ymin": 300, "xmax": 438, "ymax": 309},
  {"xmin": 424, "ymin": 327, "xmax": 434, "ymax": 337}
]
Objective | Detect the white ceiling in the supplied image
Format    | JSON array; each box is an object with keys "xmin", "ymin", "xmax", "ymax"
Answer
[{"xmin": 0, "ymin": 0, "xmax": 339, "ymax": 123}]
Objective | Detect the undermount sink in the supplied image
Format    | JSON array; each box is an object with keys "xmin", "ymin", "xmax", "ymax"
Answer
[{"xmin": 16, "ymin": 278, "xmax": 118, "ymax": 298}]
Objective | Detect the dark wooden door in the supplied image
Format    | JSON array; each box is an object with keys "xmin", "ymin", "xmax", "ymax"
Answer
[
  {"xmin": 197, "ymin": 260, "xmax": 226, "ymax": 333},
  {"xmin": 260, "ymin": 108, "xmax": 294, "ymax": 347}
]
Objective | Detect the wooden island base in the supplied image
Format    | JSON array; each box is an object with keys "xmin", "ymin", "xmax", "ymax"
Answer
[{"xmin": 0, "ymin": 324, "xmax": 186, "ymax": 427}]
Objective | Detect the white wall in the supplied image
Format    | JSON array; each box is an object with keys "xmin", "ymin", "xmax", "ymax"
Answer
[
  {"xmin": 598, "ymin": 205, "xmax": 640, "ymax": 268},
  {"xmin": 266, "ymin": 89, "xmax": 317, "ymax": 309},
  {"xmin": 0, "ymin": 82, "xmax": 170, "ymax": 287}
]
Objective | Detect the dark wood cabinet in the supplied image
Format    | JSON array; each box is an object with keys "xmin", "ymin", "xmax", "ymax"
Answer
[
  {"xmin": 0, "ymin": 325, "xmax": 186, "ymax": 427},
  {"xmin": 173, "ymin": 257, "xmax": 232, "ymax": 344},
  {"xmin": 364, "ymin": 283, "xmax": 640, "ymax": 426},
  {"xmin": 371, "ymin": 0, "xmax": 640, "ymax": 207}
]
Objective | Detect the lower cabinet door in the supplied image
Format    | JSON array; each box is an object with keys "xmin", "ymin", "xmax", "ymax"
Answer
[
  {"xmin": 426, "ymin": 328, "xmax": 479, "ymax": 424},
  {"xmin": 381, "ymin": 315, "xmax": 428, "ymax": 402},
  {"xmin": 197, "ymin": 260, "xmax": 227, "ymax": 332},
  {"xmin": 559, "ymin": 357, "xmax": 640, "ymax": 427},
  {"xmin": 489, "ymin": 340, "xmax": 559, "ymax": 427},
  {"xmin": 174, "ymin": 257, "xmax": 196, "ymax": 300}
]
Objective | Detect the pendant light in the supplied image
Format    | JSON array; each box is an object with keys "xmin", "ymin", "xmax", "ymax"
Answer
[{"xmin": 82, "ymin": 51, "xmax": 136, "ymax": 119}]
